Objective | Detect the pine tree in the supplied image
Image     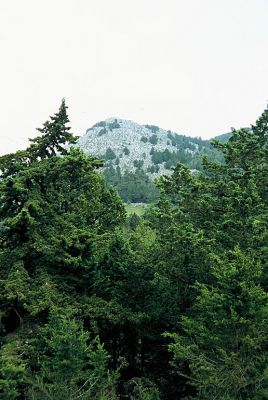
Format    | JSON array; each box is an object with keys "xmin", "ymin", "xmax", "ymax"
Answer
[
  {"xmin": 28, "ymin": 98, "xmax": 78, "ymax": 160},
  {"xmin": 166, "ymin": 249, "xmax": 268, "ymax": 399},
  {"xmin": 28, "ymin": 314, "xmax": 118, "ymax": 400},
  {"xmin": 0, "ymin": 103, "xmax": 124, "ymax": 399},
  {"xmin": 0, "ymin": 99, "xmax": 78, "ymax": 179}
]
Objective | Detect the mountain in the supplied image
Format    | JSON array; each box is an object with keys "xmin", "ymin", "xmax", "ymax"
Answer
[
  {"xmin": 76, "ymin": 117, "xmax": 231, "ymax": 203},
  {"xmin": 77, "ymin": 117, "xmax": 223, "ymax": 177},
  {"xmin": 213, "ymin": 131, "xmax": 232, "ymax": 143}
]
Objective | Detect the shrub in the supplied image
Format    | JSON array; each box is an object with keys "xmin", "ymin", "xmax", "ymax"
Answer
[
  {"xmin": 145, "ymin": 125, "xmax": 159, "ymax": 133},
  {"xmin": 149, "ymin": 134, "xmax": 158, "ymax": 145},
  {"xmin": 108, "ymin": 119, "xmax": 120, "ymax": 130},
  {"xmin": 140, "ymin": 136, "xmax": 148, "ymax": 143},
  {"xmin": 98, "ymin": 128, "xmax": 107, "ymax": 136},
  {"xmin": 105, "ymin": 147, "xmax": 116, "ymax": 160},
  {"xmin": 92, "ymin": 121, "xmax": 106, "ymax": 128},
  {"xmin": 133, "ymin": 159, "xmax": 144, "ymax": 169},
  {"xmin": 123, "ymin": 147, "xmax": 130, "ymax": 155}
]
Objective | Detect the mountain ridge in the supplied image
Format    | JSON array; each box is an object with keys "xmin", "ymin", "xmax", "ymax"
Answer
[{"xmin": 77, "ymin": 117, "xmax": 225, "ymax": 177}]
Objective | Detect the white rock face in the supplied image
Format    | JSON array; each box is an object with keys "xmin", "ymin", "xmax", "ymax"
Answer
[{"xmin": 77, "ymin": 117, "xmax": 203, "ymax": 178}]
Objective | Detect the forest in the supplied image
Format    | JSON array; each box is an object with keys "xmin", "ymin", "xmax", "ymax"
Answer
[
  {"xmin": 102, "ymin": 145, "xmax": 223, "ymax": 204},
  {"xmin": 1, "ymin": 100, "xmax": 268, "ymax": 399},
  {"xmin": 102, "ymin": 132, "xmax": 224, "ymax": 204}
]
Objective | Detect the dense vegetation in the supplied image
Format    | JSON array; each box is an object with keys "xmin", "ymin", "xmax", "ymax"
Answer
[
  {"xmin": 103, "ymin": 136, "xmax": 224, "ymax": 204},
  {"xmin": 1, "ymin": 100, "xmax": 268, "ymax": 399},
  {"xmin": 103, "ymin": 166, "xmax": 159, "ymax": 203}
]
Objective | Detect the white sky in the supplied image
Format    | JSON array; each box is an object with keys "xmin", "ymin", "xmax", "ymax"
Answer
[{"xmin": 0, "ymin": 0, "xmax": 267, "ymax": 154}]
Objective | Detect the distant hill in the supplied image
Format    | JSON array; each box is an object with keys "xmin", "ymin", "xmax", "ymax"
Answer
[
  {"xmin": 77, "ymin": 117, "xmax": 224, "ymax": 177},
  {"xmin": 76, "ymin": 118, "xmax": 231, "ymax": 203},
  {"xmin": 213, "ymin": 132, "xmax": 232, "ymax": 143}
]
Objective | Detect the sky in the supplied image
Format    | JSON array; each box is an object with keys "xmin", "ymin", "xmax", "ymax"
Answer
[{"xmin": 0, "ymin": 0, "xmax": 267, "ymax": 154}]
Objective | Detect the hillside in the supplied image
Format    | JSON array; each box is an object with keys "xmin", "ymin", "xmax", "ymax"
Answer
[
  {"xmin": 213, "ymin": 131, "xmax": 232, "ymax": 142},
  {"xmin": 77, "ymin": 118, "xmax": 224, "ymax": 178}
]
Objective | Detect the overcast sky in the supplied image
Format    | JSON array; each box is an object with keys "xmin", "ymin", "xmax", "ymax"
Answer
[{"xmin": 0, "ymin": 0, "xmax": 267, "ymax": 154}]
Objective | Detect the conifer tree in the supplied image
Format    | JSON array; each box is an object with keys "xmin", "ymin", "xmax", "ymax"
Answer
[
  {"xmin": 166, "ymin": 249, "xmax": 268, "ymax": 399},
  {"xmin": 28, "ymin": 314, "xmax": 118, "ymax": 400},
  {"xmin": 0, "ymin": 99, "xmax": 78, "ymax": 179},
  {"xmin": 28, "ymin": 98, "xmax": 78, "ymax": 160},
  {"xmin": 0, "ymin": 102, "xmax": 124, "ymax": 399}
]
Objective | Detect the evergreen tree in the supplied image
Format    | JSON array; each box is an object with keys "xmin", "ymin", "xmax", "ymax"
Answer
[
  {"xmin": 166, "ymin": 249, "xmax": 268, "ymax": 399},
  {"xmin": 0, "ymin": 102, "xmax": 124, "ymax": 399},
  {"xmin": 28, "ymin": 314, "xmax": 118, "ymax": 400},
  {"xmin": 0, "ymin": 99, "xmax": 78, "ymax": 179},
  {"xmin": 28, "ymin": 98, "xmax": 78, "ymax": 160},
  {"xmin": 1, "ymin": 103, "xmax": 268, "ymax": 400}
]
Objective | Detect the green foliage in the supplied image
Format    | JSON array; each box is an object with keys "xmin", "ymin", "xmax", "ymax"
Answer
[
  {"xmin": 1, "ymin": 104, "xmax": 268, "ymax": 400},
  {"xmin": 127, "ymin": 213, "xmax": 141, "ymax": 230},
  {"xmin": 0, "ymin": 99, "xmax": 78, "ymax": 179},
  {"xmin": 28, "ymin": 314, "xmax": 118, "ymax": 400},
  {"xmin": 150, "ymin": 144, "xmax": 223, "ymax": 170},
  {"xmin": 157, "ymin": 107, "xmax": 268, "ymax": 398},
  {"xmin": 0, "ymin": 343, "xmax": 26, "ymax": 400},
  {"xmin": 28, "ymin": 98, "xmax": 78, "ymax": 160},
  {"xmin": 105, "ymin": 147, "xmax": 117, "ymax": 160},
  {"xmin": 167, "ymin": 132, "xmax": 206, "ymax": 150},
  {"xmin": 133, "ymin": 159, "xmax": 144, "ymax": 169},
  {"xmin": 126, "ymin": 378, "xmax": 160, "ymax": 399},
  {"xmin": 145, "ymin": 125, "xmax": 160, "ymax": 133},
  {"xmin": 140, "ymin": 136, "xmax": 148, "ymax": 143},
  {"xmin": 125, "ymin": 204, "xmax": 147, "ymax": 216},
  {"xmin": 3, "ymin": 261, "xmax": 30, "ymax": 304},
  {"xmin": 166, "ymin": 249, "xmax": 268, "ymax": 399},
  {"xmin": 123, "ymin": 146, "xmax": 130, "ymax": 155},
  {"xmin": 98, "ymin": 127, "xmax": 107, "ymax": 136},
  {"xmin": 0, "ymin": 102, "xmax": 124, "ymax": 398},
  {"xmin": 92, "ymin": 120, "xmax": 106, "ymax": 128},
  {"xmin": 108, "ymin": 119, "xmax": 120, "ymax": 130},
  {"xmin": 103, "ymin": 167, "xmax": 159, "ymax": 203},
  {"xmin": 151, "ymin": 149, "xmax": 169, "ymax": 164},
  {"xmin": 147, "ymin": 165, "xmax": 160, "ymax": 173},
  {"xmin": 149, "ymin": 134, "xmax": 158, "ymax": 145}
]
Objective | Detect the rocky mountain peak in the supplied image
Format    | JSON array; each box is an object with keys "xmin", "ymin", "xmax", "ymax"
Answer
[{"xmin": 77, "ymin": 117, "xmax": 212, "ymax": 177}]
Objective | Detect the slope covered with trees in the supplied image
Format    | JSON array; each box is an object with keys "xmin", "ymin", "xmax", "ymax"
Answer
[
  {"xmin": 0, "ymin": 102, "xmax": 268, "ymax": 399},
  {"xmin": 77, "ymin": 118, "xmax": 225, "ymax": 203}
]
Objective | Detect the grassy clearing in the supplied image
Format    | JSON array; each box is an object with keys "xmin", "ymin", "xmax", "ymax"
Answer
[{"xmin": 125, "ymin": 203, "xmax": 148, "ymax": 216}]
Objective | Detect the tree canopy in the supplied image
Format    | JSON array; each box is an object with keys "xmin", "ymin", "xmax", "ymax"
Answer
[{"xmin": 1, "ymin": 103, "xmax": 268, "ymax": 399}]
